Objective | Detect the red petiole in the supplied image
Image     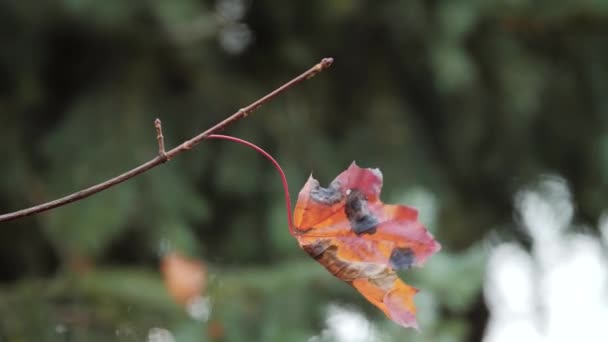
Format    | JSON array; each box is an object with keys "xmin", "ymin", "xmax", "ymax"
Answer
[{"xmin": 206, "ymin": 134, "xmax": 295, "ymax": 236}]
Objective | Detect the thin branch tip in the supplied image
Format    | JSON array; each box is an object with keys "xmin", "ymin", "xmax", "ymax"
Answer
[
  {"xmin": 154, "ymin": 118, "xmax": 168, "ymax": 161},
  {"xmin": 321, "ymin": 57, "xmax": 334, "ymax": 68},
  {"xmin": 307, "ymin": 57, "xmax": 334, "ymax": 79}
]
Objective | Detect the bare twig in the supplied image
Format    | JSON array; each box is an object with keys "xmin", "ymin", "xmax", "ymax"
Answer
[
  {"xmin": 0, "ymin": 57, "xmax": 334, "ymax": 223},
  {"xmin": 154, "ymin": 118, "xmax": 167, "ymax": 161}
]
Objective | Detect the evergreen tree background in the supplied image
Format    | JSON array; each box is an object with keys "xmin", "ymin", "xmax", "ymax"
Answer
[{"xmin": 1, "ymin": 1, "xmax": 608, "ymax": 341}]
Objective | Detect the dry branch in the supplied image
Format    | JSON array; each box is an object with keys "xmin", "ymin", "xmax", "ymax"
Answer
[{"xmin": 0, "ymin": 58, "xmax": 333, "ymax": 223}]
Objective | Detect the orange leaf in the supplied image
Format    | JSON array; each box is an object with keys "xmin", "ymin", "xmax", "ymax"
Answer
[
  {"xmin": 293, "ymin": 162, "xmax": 440, "ymax": 329},
  {"xmin": 161, "ymin": 252, "xmax": 206, "ymax": 306}
]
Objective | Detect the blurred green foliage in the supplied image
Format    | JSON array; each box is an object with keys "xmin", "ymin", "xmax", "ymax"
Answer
[{"xmin": 1, "ymin": 0, "xmax": 608, "ymax": 341}]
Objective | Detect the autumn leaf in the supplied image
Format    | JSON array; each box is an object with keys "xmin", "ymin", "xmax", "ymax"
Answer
[
  {"xmin": 293, "ymin": 162, "xmax": 441, "ymax": 329},
  {"xmin": 202, "ymin": 136, "xmax": 440, "ymax": 329},
  {"xmin": 161, "ymin": 251, "xmax": 206, "ymax": 306}
]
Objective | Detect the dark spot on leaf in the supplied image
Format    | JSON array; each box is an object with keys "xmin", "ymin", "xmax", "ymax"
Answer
[
  {"xmin": 294, "ymin": 226, "xmax": 313, "ymax": 234},
  {"xmin": 308, "ymin": 243, "xmax": 389, "ymax": 282},
  {"xmin": 345, "ymin": 189, "xmax": 378, "ymax": 235},
  {"xmin": 310, "ymin": 179, "xmax": 343, "ymax": 205},
  {"xmin": 311, "ymin": 244, "xmax": 360, "ymax": 281},
  {"xmin": 302, "ymin": 239, "xmax": 332, "ymax": 258},
  {"xmin": 390, "ymin": 248, "xmax": 414, "ymax": 270}
]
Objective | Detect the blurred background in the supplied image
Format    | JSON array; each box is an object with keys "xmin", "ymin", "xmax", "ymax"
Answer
[{"xmin": 1, "ymin": 0, "xmax": 608, "ymax": 341}]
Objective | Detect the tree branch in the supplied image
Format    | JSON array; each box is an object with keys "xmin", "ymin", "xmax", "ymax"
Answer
[{"xmin": 0, "ymin": 57, "xmax": 334, "ymax": 223}]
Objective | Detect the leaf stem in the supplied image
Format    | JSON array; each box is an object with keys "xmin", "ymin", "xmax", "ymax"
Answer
[{"xmin": 206, "ymin": 134, "xmax": 294, "ymax": 236}]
